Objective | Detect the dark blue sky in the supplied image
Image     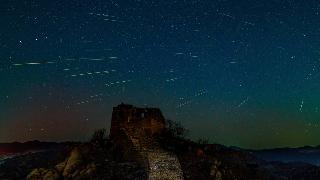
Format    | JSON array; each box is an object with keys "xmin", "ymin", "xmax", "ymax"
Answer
[{"xmin": 0, "ymin": 0, "xmax": 320, "ymax": 149}]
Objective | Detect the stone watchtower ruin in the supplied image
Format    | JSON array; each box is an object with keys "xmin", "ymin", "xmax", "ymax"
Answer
[
  {"xmin": 110, "ymin": 103, "xmax": 166, "ymax": 139},
  {"xmin": 109, "ymin": 103, "xmax": 184, "ymax": 180}
]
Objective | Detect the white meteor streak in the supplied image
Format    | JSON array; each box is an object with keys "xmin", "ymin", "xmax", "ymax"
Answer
[{"xmin": 26, "ymin": 62, "xmax": 41, "ymax": 65}]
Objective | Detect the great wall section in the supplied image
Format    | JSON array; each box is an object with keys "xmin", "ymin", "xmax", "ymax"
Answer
[
  {"xmin": 22, "ymin": 103, "xmax": 320, "ymax": 180},
  {"xmin": 110, "ymin": 103, "xmax": 184, "ymax": 180}
]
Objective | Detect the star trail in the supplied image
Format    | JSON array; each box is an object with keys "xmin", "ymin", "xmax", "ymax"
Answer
[{"xmin": 0, "ymin": 0, "xmax": 320, "ymax": 149}]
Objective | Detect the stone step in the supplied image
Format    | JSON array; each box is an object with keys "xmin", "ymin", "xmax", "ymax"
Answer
[
  {"xmin": 123, "ymin": 129, "xmax": 184, "ymax": 180},
  {"xmin": 146, "ymin": 151, "xmax": 184, "ymax": 180}
]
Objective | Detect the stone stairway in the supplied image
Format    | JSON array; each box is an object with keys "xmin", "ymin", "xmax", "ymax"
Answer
[
  {"xmin": 124, "ymin": 128, "xmax": 184, "ymax": 180},
  {"xmin": 147, "ymin": 149, "xmax": 184, "ymax": 180}
]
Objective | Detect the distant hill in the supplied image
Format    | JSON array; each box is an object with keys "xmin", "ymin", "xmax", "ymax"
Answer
[
  {"xmin": 0, "ymin": 142, "xmax": 72, "ymax": 179},
  {"xmin": 251, "ymin": 146, "xmax": 320, "ymax": 166},
  {"xmin": 0, "ymin": 141, "xmax": 76, "ymax": 156}
]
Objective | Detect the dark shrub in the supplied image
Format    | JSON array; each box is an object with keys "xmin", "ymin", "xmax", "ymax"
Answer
[
  {"xmin": 165, "ymin": 119, "xmax": 189, "ymax": 139},
  {"xmin": 91, "ymin": 129, "xmax": 107, "ymax": 147}
]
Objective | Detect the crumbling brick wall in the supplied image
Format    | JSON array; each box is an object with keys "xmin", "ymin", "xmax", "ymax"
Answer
[{"xmin": 110, "ymin": 103, "xmax": 166, "ymax": 139}]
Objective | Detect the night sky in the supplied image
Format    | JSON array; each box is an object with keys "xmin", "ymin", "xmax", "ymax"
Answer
[{"xmin": 1, "ymin": 0, "xmax": 320, "ymax": 149}]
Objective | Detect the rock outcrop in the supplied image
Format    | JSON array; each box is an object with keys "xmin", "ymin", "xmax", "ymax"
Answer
[{"xmin": 27, "ymin": 145, "xmax": 97, "ymax": 180}]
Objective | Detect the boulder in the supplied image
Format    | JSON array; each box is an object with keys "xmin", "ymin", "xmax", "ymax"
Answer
[
  {"xmin": 210, "ymin": 160, "xmax": 222, "ymax": 180},
  {"xmin": 60, "ymin": 147, "xmax": 84, "ymax": 177},
  {"xmin": 55, "ymin": 161, "xmax": 66, "ymax": 172},
  {"xmin": 27, "ymin": 168, "xmax": 60, "ymax": 180}
]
